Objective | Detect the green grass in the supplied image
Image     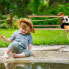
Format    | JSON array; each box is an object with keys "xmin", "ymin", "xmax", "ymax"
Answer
[
  {"xmin": 32, "ymin": 30, "xmax": 69, "ymax": 45},
  {"xmin": 0, "ymin": 29, "xmax": 17, "ymax": 47},
  {"xmin": 0, "ymin": 29, "xmax": 69, "ymax": 47}
]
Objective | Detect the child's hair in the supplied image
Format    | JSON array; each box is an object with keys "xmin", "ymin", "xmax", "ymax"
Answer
[
  {"xmin": 18, "ymin": 21, "xmax": 31, "ymax": 33},
  {"xmin": 17, "ymin": 18, "xmax": 35, "ymax": 33}
]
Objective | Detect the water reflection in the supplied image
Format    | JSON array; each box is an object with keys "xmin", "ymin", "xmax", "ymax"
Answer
[
  {"xmin": 4, "ymin": 63, "xmax": 33, "ymax": 69},
  {"xmin": 0, "ymin": 62, "xmax": 69, "ymax": 69}
]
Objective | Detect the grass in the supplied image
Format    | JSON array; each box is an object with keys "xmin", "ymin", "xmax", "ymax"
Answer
[
  {"xmin": 0, "ymin": 29, "xmax": 17, "ymax": 47},
  {"xmin": 0, "ymin": 29, "xmax": 69, "ymax": 47},
  {"xmin": 32, "ymin": 30, "xmax": 69, "ymax": 45}
]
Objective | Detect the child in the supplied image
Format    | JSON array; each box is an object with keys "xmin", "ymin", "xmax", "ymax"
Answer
[{"xmin": 1, "ymin": 18, "xmax": 35, "ymax": 59}]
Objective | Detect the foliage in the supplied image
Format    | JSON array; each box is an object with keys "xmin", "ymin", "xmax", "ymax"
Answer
[
  {"xmin": 0, "ymin": 1, "xmax": 69, "ymax": 28},
  {"xmin": 0, "ymin": 14, "xmax": 19, "ymax": 29},
  {"xmin": 12, "ymin": 15, "xmax": 19, "ymax": 29},
  {"xmin": 0, "ymin": 23, "xmax": 9, "ymax": 29},
  {"xmin": 57, "ymin": 3, "xmax": 69, "ymax": 15}
]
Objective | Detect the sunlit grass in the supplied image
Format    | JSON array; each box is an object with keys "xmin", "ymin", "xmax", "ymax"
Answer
[
  {"xmin": 0, "ymin": 29, "xmax": 69, "ymax": 47},
  {"xmin": 32, "ymin": 30, "xmax": 69, "ymax": 45}
]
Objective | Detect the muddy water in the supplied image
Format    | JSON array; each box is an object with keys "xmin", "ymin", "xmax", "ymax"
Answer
[{"xmin": 0, "ymin": 63, "xmax": 69, "ymax": 69}]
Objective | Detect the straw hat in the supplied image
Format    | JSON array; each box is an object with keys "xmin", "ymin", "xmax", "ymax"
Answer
[{"xmin": 17, "ymin": 18, "xmax": 35, "ymax": 33}]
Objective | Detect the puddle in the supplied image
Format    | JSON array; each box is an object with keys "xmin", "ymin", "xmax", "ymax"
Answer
[{"xmin": 0, "ymin": 63, "xmax": 69, "ymax": 69}]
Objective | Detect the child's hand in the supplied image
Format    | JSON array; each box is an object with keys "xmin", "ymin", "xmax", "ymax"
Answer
[{"xmin": 1, "ymin": 35, "xmax": 6, "ymax": 41}]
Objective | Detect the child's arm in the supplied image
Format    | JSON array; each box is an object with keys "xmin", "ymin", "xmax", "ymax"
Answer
[
  {"xmin": 1, "ymin": 35, "xmax": 13, "ymax": 42},
  {"xmin": 28, "ymin": 44, "xmax": 32, "ymax": 50}
]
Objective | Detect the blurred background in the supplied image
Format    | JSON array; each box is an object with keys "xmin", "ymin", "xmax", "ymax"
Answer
[{"xmin": 0, "ymin": 0, "xmax": 69, "ymax": 29}]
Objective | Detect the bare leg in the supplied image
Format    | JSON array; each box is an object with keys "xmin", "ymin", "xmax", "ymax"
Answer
[
  {"xmin": 12, "ymin": 53, "xmax": 25, "ymax": 58},
  {"xmin": 4, "ymin": 49, "xmax": 11, "ymax": 59},
  {"xmin": 12, "ymin": 52, "xmax": 35, "ymax": 58}
]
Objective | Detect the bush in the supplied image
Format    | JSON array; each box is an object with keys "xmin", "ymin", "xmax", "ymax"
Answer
[
  {"xmin": 0, "ymin": 23, "xmax": 9, "ymax": 29},
  {"xmin": 12, "ymin": 15, "xmax": 19, "ymax": 29},
  {"xmin": 30, "ymin": 2, "xmax": 69, "ymax": 27}
]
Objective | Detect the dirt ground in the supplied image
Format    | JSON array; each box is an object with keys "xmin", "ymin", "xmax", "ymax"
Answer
[{"xmin": 0, "ymin": 45, "xmax": 69, "ymax": 63}]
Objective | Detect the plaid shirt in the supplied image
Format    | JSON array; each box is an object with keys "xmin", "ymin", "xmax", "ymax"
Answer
[{"xmin": 10, "ymin": 30, "xmax": 33, "ymax": 49}]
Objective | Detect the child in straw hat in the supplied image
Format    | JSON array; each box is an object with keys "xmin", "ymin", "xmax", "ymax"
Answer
[{"xmin": 1, "ymin": 18, "xmax": 35, "ymax": 59}]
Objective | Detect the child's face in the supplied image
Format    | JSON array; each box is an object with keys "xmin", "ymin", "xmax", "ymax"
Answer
[{"xmin": 20, "ymin": 28, "xmax": 29, "ymax": 34}]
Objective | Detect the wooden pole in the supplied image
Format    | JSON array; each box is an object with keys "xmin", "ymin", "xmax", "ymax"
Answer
[
  {"xmin": 60, "ymin": 17, "xmax": 62, "ymax": 25},
  {"xmin": 10, "ymin": 13, "xmax": 13, "ymax": 27}
]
